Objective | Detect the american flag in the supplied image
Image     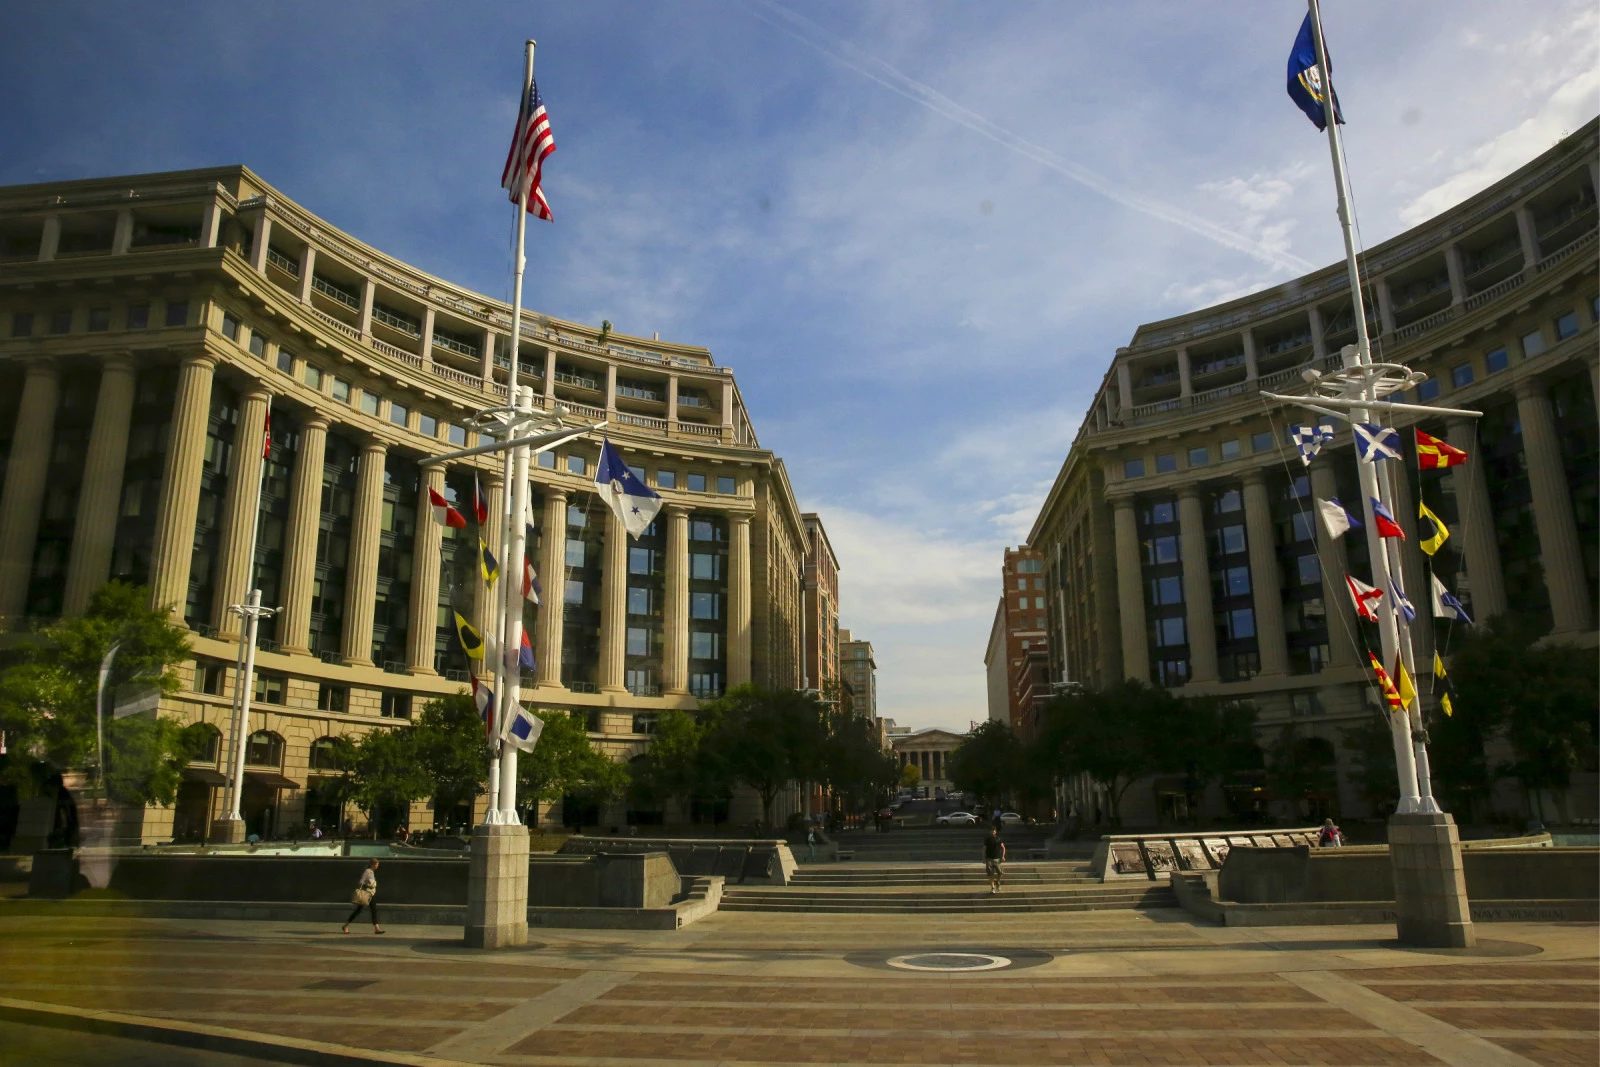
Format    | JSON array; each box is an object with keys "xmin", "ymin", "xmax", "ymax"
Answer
[{"xmin": 501, "ymin": 76, "xmax": 556, "ymax": 220}]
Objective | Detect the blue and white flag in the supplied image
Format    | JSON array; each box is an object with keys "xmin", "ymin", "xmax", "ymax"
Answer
[
  {"xmin": 1291, "ymin": 424, "xmax": 1336, "ymax": 466},
  {"xmin": 1287, "ymin": 13, "xmax": 1344, "ymax": 131},
  {"xmin": 1316, "ymin": 497, "xmax": 1361, "ymax": 540},
  {"xmin": 1354, "ymin": 423, "xmax": 1402, "ymax": 464},
  {"xmin": 595, "ymin": 439, "xmax": 663, "ymax": 538},
  {"xmin": 1430, "ymin": 573, "xmax": 1472, "ymax": 624},
  {"xmin": 1391, "ymin": 578, "xmax": 1416, "ymax": 624},
  {"xmin": 472, "ymin": 677, "xmax": 496, "ymax": 740},
  {"xmin": 504, "ymin": 704, "xmax": 545, "ymax": 753}
]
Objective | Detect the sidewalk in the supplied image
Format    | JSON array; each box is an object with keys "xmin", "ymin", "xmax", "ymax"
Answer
[{"xmin": 0, "ymin": 907, "xmax": 1593, "ymax": 1065}]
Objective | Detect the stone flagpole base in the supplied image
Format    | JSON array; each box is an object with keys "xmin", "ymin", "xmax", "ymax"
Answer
[
  {"xmin": 208, "ymin": 818, "xmax": 247, "ymax": 844},
  {"xmin": 1388, "ymin": 812, "xmax": 1476, "ymax": 948},
  {"xmin": 465, "ymin": 822, "xmax": 529, "ymax": 949}
]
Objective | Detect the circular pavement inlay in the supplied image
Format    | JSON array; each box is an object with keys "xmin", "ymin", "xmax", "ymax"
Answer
[{"xmin": 887, "ymin": 952, "xmax": 1012, "ymax": 972}]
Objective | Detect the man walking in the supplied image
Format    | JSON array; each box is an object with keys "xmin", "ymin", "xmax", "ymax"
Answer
[{"xmin": 983, "ymin": 827, "xmax": 1006, "ymax": 894}]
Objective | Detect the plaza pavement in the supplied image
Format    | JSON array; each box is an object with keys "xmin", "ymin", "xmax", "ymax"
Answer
[{"xmin": 0, "ymin": 906, "xmax": 1594, "ymax": 1066}]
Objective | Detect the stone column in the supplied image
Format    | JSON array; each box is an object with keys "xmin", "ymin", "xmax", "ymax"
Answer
[
  {"xmin": 1446, "ymin": 418, "xmax": 1506, "ymax": 622},
  {"xmin": 0, "ymin": 362, "xmax": 61, "ymax": 617},
  {"xmin": 474, "ymin": 473, "xmax": 504, "ymax": 671},
  {"xmin": 543, "ymin": 349, "xmax": 557, "ymax": 401},
  {"xmin": 277, "ymin": 416, "xmax": 328, "ymax": 655},
  {"xmin": 1308, "ymin": 305, "xmax": 1326, "ymax": 360},
  {"xmin": 248, "ymin": 212, "xmax": 271, "ymax": 274},
  {"xmin": 1176, "ymin": 486, "xmax": 1218, "ymax": 684},
  {"xmin": 663, "ymin": 504, "xmax": 690, "ymax": 695},
  {"xmin": 1444, "ymin": 244, "xmax": 1467, "ymax": 306},
  {"xmin": 1111, "ymin": 496, "xmax": 1148, "ymax": 683},
  {"xmin": 727, "ymin": 514, "xmax": 752, "ymax": 687},
  {"xmin": 62, "ymin": 357, "xmax": 137, "ymax": 614},
  {"xmin": 605, "ymin": 364, "xmax": 618, "ymax": 419},
  {"xmin": 666, "ymin": 375, "xmax": 679, "ymax": 425},
  {"xmin": 297, "ymin": 245, "xmax": 316, "ymax": 303},
  {"xmin": 1117, "ymin": 362, "xmax": 1133, "ymax": 416},
  {"xmin": 38, "ymin": 215, "xmax": 60, "ymax": 261},
  {"xmin": 419, "ymin": 307, "xmax": 436, "ymax": 362},
  {"xmin": 210, "ymin": 388, "xmax": 271, "ymax": 637},
  {"xmin": 1515, "ymin": 378, "xmax": 1593, "ymax": 634},
  {"xmin": 1176, "ymin": 347, "xmax": 1192, "ymax": 397},
  {"xmin": 1309, "ymin": 458, "xmax": 1359, "ymax": 668},
  {"xmin": 147, "ymin": 355, "xmax": 217, "ymax": 623},
  {"xmin": 598, "ymin": 507, "xmax": 627, "ymax": 693},
  {"xmin": 481, "ymin": 328, "xmax": 497, "ymax": 388},
  {"xmin": 1242, "ymin": 331, "xmax": 1259, "ymax": 381},
  {"xmin": 534, "ymin": 488, "xmax": 567, "ymax": 688},
  {"xmin": 1241, "ymin": 470, "xmax": 1289, "ymax": 677},
  {"xmin": 1382, "ymin": 462, "xmax": 1432, "ymax": 669},
  {"xmin": 407, "ymin": 463, "xmax": 446, "ymax": 675},
  {"xmin": 1375, "ymin": 278, "xmax": 1396, "ymax": 335},
  {"xmin": 200, "ymin": 201, "xmax": 223, "ymax": 248},
  {"xmin": 358, "ymin": 278, "xmax": 375, "ymax": 338},
  {"xmin": 1514, "ymin": 203, "xmax": 1540, "ymax": 270},
  {"xmin": 341, "ymin": 438, "xmax": 387, "ymax": 666},
  {"xmin": 112, "ymin": 208, "xmax": 133, "ymax": 255}
]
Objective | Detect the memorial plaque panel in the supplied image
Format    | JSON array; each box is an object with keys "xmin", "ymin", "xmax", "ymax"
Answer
[
  {"xmin": 1202, "ymin": 837, "xmax": 1231, "ymax": 866},
  {"xmin": 1110, "ymin": 842, "xmax": 1147, "ymax": 875},
  {"xmin": 1271, "ymin": 834, "xmax": 1297, "ymax": 848},
  {"xmin": 1250, "ymin": 835, "xmax": 1277, "ymax": 848},
  {"xmin": 1142, "ymin": 839, "xmax": 1178, "ymax": 873},
  {"xmin": 1229, "ymin": 835, "xmax": 1256, "ymax": 848},
  {"xmin": 1174, "ymin": 839, "xmax": 1209, "ymax": 870}
]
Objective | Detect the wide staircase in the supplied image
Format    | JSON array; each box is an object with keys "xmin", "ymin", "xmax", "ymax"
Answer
[{"xmin": 723, "ymin": 827, "xmax": 1173, "ymax": 913}]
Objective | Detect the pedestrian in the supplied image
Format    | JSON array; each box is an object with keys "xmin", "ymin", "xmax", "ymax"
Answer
[
  {"xmin": 1318, "ymin": 818, "xmax": 1343, "ymax": 848},
  {"xmin": 806, "ymin": 827, "xmax": 817, "ymax": 861},
  {"xmin": 990, "ymin": 809, "xmax": 1004, "ymax": 834},
  {"xmin": 341, "ymin": 859, "xmax": 384, "ymax": 934},
  {"xmin": 311, "ymin": 825, "xmax": 323, "ymax": 840},
  {"xmin": 983, "ymin": 827, "xmax": 1006, "ymax": 894}
]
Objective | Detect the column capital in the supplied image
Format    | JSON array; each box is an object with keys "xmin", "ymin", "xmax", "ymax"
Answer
[
  {"xmin": 101, "ymin": 351, "xmax": 139, "ymax": 373},
  {"xmin": 22, "ymin": 356, "xmax": 62, "ymax": 377},
  {"xmin": 543, "ymin": 484, "xmax": 568, "ymax": 502},
  {"xmin": 730, "ymin": 513, "xmax": 752, "ymax": 527},
  {"xmin": 359, "ymin": 435, "xmax": 388, "ymax": 456},
  {"xmin": 1240, "ymin": 466, "xmax": 1267, "ymax": 486},
  {"xmin": 1105, "ymin": 490, "xmax": 1138, "ymax": 509},
  {"xmin": 1513, "ymin": 375, "xmax": 1546, "ymax": 401},
  {"xmin": 301, "ymin": 413, "xmax": 331, "ymax": 432},
  {"xmin": 241, "ymin": 384, "xmax": 272, "ymax": 405},
  {"xmin": 665, "ymin": 502, "xmax": 691, "ymax": 516},
  {"xmin": 181, "ymin": 352, "xmax": 218, "ymax": 372},
  {"xmin": 1175, "ymin": 483, "xmax": 1202, "ymax": 501}
]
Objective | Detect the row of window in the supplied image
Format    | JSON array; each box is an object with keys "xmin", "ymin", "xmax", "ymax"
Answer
[
  {"xmin": 533, "ymin": 449, "xmax": 739, "ymax": 494},
  {"xmin": 194, "ymin": 659, "xmax": 411, "ymax": 718},
  {"xmin": 1124, "ymin": 432, "xmax": 1273, "ymax": 479},
  {"xmin": 10, "ymin": 301, "xmax": 187, "ymax": 337},
  {"xmin": 1415, "ymin": 307, "xmax": 1586, "ymax": 402}
]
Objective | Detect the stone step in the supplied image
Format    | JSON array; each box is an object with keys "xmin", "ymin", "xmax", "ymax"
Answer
[{"xmin": 718, "ymin": 892, "xmax": 1177, "ymax": 913}]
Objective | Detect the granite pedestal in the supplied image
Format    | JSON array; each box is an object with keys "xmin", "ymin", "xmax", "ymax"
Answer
[
  {"xmin": 208, "ymin": 818, "xmax": 247, "ymax": 845},
  {"xmin": 464, "ymin": 822, "xmax": 528, "ymax": 949},
  {"xmin": 1389, "ymin": 812, "xmax": 1475, "ymax": 948}
]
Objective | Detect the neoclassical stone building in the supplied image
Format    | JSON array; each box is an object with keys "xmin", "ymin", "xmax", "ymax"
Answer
[
  {"xmin": 0, "ymin": 166, "xmax": 808, "ymax": 841},
  {"xmin": 1028, "ymin": 122, "xmax": 1598, "ymax": 823}
]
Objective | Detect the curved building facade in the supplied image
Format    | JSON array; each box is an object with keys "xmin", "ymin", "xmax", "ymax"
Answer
[
  {"xmin": 1028, "ymin": 122, "xmax": 1598, "ymax": 822},
  {"xmin": 0, "ymin": 166, "xmax": 807, "ymax": 840}
]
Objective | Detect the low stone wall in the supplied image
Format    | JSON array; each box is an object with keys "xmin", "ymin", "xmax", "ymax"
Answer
[
  {"xmin": 559, "ymin": 836, "xmax": 795, "ymax": 885},
  {"xmin": 1090, "ymin": 829, "xmax": 1325, "ymax": 882}
]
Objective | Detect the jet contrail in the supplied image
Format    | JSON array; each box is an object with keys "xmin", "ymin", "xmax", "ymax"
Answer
[{"xmin": 747, "ymin": 0, "xmax": 1315, "ymax": 274}]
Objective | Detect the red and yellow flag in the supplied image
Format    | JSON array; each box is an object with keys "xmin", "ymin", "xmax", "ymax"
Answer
[
  {"xmin": 1416, "ymin": 429, "xmax": 1468, "ymax": 469},
  {"xmin": 1368, "ymin": 651, "xmax": 1404, "ymax": 711}
]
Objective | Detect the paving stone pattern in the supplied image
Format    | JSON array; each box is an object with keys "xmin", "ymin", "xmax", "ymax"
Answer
[{"xmin": 0, "ymin": 910, "xmax": 1593, "ymax": 1065}]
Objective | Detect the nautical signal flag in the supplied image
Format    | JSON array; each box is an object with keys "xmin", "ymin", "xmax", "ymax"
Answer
[
  {"xmin": 1432, "ymin": 652, "xmax": 1454, "ymax": 717},
  {"xmin": 479, "ymin": 539, "xmax": 500, "ymax": 585},
  {"xmin": 1287, "ymin": 13, "xmax": 1344, "ymax": 131},
  {"xmin": 1371, "ymin": 498, "xmax": 1406, "ymax": 540},
  {"xmin": 1354, "ymin": 423, "xmax": 1402, "ymax": 464},
  {"xmin": 1431, "ymin": 573, "xmax": 1472, "ymax": 623},
  {"xmin": 1317, "ymin": 497, "xmax": 1361, "ymax": 540},
  {"xmin": 595, "ymin": 439, "xmax": 663, "ymax": 538},
  {"xmin": 472, "ymin": 474, "xmax": 489, "ymax": 526},
  {"xmin": 262, "ymin": 407, "xmax": 273, "ymax": 459},
  {"xmin": 504, "ymin": 705, "xmax": 545, "ymax": 753},
  {"xmin": 453, "ymin": 611, "xmax": 484, "ymax": 659},
  {"xmin": 472, "ymin": 676, "xmax": 496, "ymax": 739},
  {"xmin": 1368, "ymin": 651, "xmax": 1404, "ymax": 712},
  {"xmin": 1416, "ymin": 429, "xmax": 1468, "ymax": 470},
  {"xmin": 1291, "ymin": 424, "xmax": 1336, "ymax": 467},
  {"xmin": 428, "ymin": 487, "xmax": 468, "ymax": 529},
  {"xmin": 1393, "ymin": 654, "xmax": 1417, "ymax": 712},
  {"xmin": 1418, "ymin": 502, "xmax": 1450, "ymax": 556},
  {"xmin": 1391, "ymin": 579, "xmax": 1416, "ymax": 624},
  {"xmin": 1346, "ymin": 574, "xmax": 1384, "ymax": 622},
  {"xmin": 518, "ymin": 629, "xmax": 536, "ymax": 674},
  {"xmin": 522, "ymin": 559, "xmax": 541, "ymax": 604}
]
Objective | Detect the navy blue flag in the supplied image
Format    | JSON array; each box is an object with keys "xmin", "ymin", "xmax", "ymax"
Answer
[{"xmin": 1287, "ymin": 13, "xmax": 1344, "ymax": 130}]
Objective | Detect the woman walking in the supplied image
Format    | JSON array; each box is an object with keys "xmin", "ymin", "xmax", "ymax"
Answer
[{"xmin": 342, "ymin": 859, "xmax": 384, "ymax": 934}]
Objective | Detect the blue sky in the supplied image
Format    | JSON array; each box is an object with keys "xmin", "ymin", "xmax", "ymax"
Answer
[{"xmin": 3, "ymin": 1, "xmax": 1595, "ymax": 730}]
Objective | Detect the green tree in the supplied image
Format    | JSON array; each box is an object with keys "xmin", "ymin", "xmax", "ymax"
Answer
[
  {"xmin": 517, "ymin": 710, "xmax": 627, "ymax": 816},
  {"xmin": 0, "ymin": 582, "xmax": 195, "ymax": 806},
  {"xmin": 948, "ymin": 721, "xmax": 1021, "ymax": 810},
  {"xmin": 347, "ymin": 727, "xmax": 430, "ymax": 836},
  {"xmin": 821, "ymin": 708, "xmax": 898, "ymax": 815},
  {"xmin": 1340, "ymin": 714, "xmax": 1399, "ymax": 816},
  {"xmin": 627, "ymin": 708, "xmax": 707, "ymax": 820},
  {"xmin": 1264, "ymin": 725, "xmax": 1338, "ymax": 818},
  {"xmin": 702, "ymin": 685, "xmax": 827, "ymax": 825},
  {"xmin": 410, "ymin": 692, "xmax": 489, "ymax": 823},
  {"xmin": 899, "ymin": 762, "xmax": 921, "ymax": 789}
]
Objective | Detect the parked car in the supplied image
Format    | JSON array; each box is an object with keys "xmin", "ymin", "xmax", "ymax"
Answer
[
  {"xmin": 937, "ymin": 811, "xmax": 980, "ymax": 826},
  {"xmin": 998, "ymin": 812, "xmax": 1024, "ymax": 824}
]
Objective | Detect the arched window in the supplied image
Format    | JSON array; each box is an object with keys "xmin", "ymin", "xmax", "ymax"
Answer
[
  {"xmin": 309, "ymin": 736, "xmax": 346, "ymax": 772},
  {"xmin": 189, "ymin": 724, "xmax": 222, "ymax": 764},
  {"xmin": 245, "ymin": 731, "xmax": 284, "ymax": 768}
]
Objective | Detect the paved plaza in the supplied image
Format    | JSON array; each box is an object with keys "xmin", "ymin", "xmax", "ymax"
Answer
[{"xmin": 0, "ymin": 907, "xmax": 1594, "ymax": 1066}]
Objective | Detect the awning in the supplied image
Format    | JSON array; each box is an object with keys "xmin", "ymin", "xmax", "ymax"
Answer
[
  {"xmin": 183, "ymin": 766, "xmax": 228, "ymax": 785},
  {"xmin": 244, "ymin": 771, "xmax": 301, "ymax": 790}
]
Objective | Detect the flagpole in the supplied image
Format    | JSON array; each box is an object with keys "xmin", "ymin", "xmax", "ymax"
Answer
[
  {"xmin": 493, "ymin": 38, "xmax": 537, "ymax": 827},
  {"xmin": 1306, "ymin": 0, "xmax": 1422, "ymax": 814}
]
